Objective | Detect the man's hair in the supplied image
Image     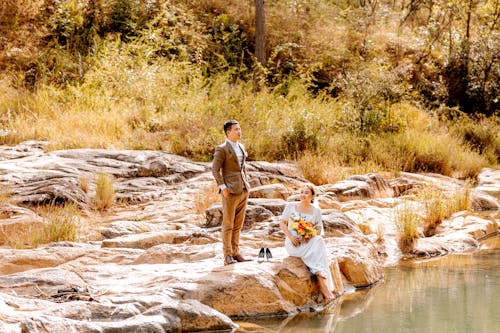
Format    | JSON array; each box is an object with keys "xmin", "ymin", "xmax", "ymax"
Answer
[{"xmin": 224, "ymin": 120, "xmax": 239, "ymax": 135}]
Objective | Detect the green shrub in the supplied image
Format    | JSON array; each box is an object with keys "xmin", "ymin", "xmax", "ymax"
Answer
[
  {"xmin": 282, "ymin": 119, "xmax": 318, "ymax": 159},
  {"xmin": 451, "ymin": 114, "xmax": 500, "ymax": 164}
]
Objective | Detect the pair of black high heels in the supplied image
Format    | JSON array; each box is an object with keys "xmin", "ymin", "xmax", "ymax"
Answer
[{"xmin": 258, "ymin": 247, "xmax": 272, "ymax": 261}]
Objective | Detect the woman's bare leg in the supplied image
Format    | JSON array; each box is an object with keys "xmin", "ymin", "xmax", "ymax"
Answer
[{"xmin": 316, "ymin": 273, "xmax": 334, "ymax": 300}]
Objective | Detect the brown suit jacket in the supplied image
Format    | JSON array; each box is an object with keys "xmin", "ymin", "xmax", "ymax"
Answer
[{"xmin": 212, "ymin": 141, "xmax": 250, "ymax": 194}]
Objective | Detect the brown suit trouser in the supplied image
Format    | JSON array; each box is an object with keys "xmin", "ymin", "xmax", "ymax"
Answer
[{"xmin": 222, "ymin": 189, "xmax": 248, "ymax": 257}]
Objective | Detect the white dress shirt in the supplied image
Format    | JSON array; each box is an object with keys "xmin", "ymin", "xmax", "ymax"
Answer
[{"xmin": 227, "ymin": 139, "xmax": 243, "ymax": 168}]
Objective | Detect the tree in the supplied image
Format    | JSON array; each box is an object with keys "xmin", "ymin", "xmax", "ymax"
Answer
[{"xmin": 254, "ymin": 0, "xmax": 266, "ymax": 91}]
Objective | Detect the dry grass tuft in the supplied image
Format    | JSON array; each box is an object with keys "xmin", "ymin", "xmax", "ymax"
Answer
[
  {"xmin": 396, "ymin": 202, "xmax": 420, "ymax": 254},
  {"xmin": 1, "ymin": 203, "xmax": 82, "ymax": 248},
  {"xmin": 34, "ymin": 203, "xmax": 80, "ymax": 246},
  {"xmin": 375, "ymin": 224, "xmax": 385, "ymax": 244},
  {"xmin": 418, "ymin": 187, "xmax": 447, "ymax": 237},
  {"xmin": 94, "ymin": 172, "xmax": 115, "ymax": 211},
  {"xmin": 297, "ymin": 151, "xmax": 347, "ymax": 185},
  {"xmin": 0, "ymin": 185, "xmax": 12, "ymax": 206},
  {"xmin": 78, "ymin": 174, "xmax": 90, "ymax": 193},
  {"xmin": 416, "ymin": 185, "xmax": 472, "ymax": 237},
  {"xmin": 0, "ymin": 222, "xmax": 40, "ymax": 248},
  {"xmin": 447, "ymin": 185, "xmax": 472, "ymax": 213}
]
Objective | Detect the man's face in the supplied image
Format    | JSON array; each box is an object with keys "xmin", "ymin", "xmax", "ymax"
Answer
[{"xmin": 226, "ymin": 123, "xmax": 242, "ymax": 141}]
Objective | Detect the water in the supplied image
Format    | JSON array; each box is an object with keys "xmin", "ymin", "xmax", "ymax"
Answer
[{"xmin": 237, "ymin": 235, "xmax": 500, "ymax": 333}]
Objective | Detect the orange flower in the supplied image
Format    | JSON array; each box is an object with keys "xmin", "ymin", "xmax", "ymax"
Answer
[{"xmin": 291, "ymin": 217, "xmax": 317, "ymax": 239}]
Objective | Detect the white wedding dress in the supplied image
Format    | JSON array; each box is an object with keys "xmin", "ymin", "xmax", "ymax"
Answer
[{"xmin": 282, "ymin": 202, "xmax": 334, "ymax": 292}]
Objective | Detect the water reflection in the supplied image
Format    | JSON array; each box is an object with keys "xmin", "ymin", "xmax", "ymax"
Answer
[{"xmin": 237, "ymin": 235, "xmax": 500, "ymax": 333}]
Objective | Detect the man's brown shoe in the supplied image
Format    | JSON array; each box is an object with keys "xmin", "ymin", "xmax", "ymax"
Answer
[
  {"xmin": 224, "ymin": 255, "xmax": 236, "ymax": 265},
  {"xmin": 233, "ymin": 254, "xmax": 251, "ymax": 262}
]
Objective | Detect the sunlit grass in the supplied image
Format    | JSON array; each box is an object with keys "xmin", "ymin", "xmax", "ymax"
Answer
[
  {"xmin": 297, "ymin": 151, "xmax": 344, "ymax": 185},
  {"xmin": 396, "ymin": 202, "xmax": 420, "ymax": 254},
  {"xmin": 0, "ymin": 203, "xmax": 82, "ymax": 248},
  {"xmin": 94, "ymin": 172, "xmax": 115, "ymax": 211},
  {"xmin": 375, "ymin": 224, "xmax": 385, "ymax": 244},
  {"xmin": 0, "ymin": 222, "xmax": 39, "ymax": 248},
  {"xmin": 35, "ymin": 203, "xmax": 80, "ymax": 245},
  {"xmin": 78, "ymin": 174, "xmax": 90, "ymax": 194},
  {"xmin": 415, "ymin": 185, "xmax": 472, "ymax": 237},
  {"xmin": 0, "ymin": 185, "xmax": 11, "ymax": 206},
  {"xmin": 447, "ymin": 185, "xmax": 472, "ymax": 213},
  {"xmin": 0, "ymin": 19, "xmax": 495, "ymax": 179}
]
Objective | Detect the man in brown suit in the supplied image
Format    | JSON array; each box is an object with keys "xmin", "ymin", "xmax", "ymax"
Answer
[{"xmin": 212, "ymin": 120, "xmax": 251, "ymax": 265}]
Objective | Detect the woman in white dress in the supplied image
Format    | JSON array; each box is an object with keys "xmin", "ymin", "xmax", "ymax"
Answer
[{"xmin": 280, "ymin": 184, "xmax": 334, "ymax": 300}]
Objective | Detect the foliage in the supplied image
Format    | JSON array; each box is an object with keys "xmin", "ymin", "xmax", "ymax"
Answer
[
  {"xmin": 448, "ymin": 113, "xmax": 500, "ymax": 164},
  {"xmin": 282, "ymin": 119, "xmax": 318, "ymax": 158},
  {"xmin": 0, "ymin": 0, "xmax": 499, "ymax": 180}
]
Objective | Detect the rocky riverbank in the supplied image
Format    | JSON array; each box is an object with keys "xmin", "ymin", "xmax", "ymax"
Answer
[{"xmin": 0, "ymin": 141, "xmax": 498, "ymax": 332}]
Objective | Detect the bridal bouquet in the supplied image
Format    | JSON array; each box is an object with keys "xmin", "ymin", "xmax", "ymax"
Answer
[{"xmin": 290, "ymin": 215, "xmax": 317, "ymax": 240}]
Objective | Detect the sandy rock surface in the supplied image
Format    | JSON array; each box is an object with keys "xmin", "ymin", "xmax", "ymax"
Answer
[{"xmin": 0, "ymin": 141, "xmax": 498, "ymax": 332}]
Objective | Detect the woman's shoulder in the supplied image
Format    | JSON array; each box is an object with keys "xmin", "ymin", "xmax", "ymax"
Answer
[
  {"xmin": 285, "ymin": 201, "xmax": 298, "ymax": 207},
  {"xmin": 282, "ymin": 201, "xmax": 295, "ymax": 215},
  {"xmin": 285, "ymin": 201, "xmax": 300, "ymax": 210}
]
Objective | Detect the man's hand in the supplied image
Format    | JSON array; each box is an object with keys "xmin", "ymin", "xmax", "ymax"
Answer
[{"xmin": 222, "ymin": 188, "xmax": 230, "ymax": 197}]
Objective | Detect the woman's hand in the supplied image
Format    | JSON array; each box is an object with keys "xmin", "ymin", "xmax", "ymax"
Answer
[{"xmin": 290, "ymin": 236, "xmax": 301, "ymax": 247}]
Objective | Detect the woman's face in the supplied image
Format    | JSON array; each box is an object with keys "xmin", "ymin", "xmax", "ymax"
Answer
[{"xmin": 299, "ymin": 186, "xmax": 313, "ymax": 203}]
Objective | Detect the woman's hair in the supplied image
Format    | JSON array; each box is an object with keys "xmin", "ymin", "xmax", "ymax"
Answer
[{"xmin": 305, "ymin": 183, "xmax": 316, "ymax": 203}]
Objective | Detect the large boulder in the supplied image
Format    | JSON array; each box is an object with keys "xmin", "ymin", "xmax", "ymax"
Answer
[
  {"xmin": 476, "ymin": 168, "xmax": 500, "ymax": 198},
  {"xmin": 247, "ymin": 198, "xmax": 287, "ymax": 216},
  {"xmin": 0, "ymin": 145, "xmax": 209, "ymax": 207},
  {"xmin": 101, "ymin": 230, "xmax": 217, "ymax": 249},
  {"xmin": 0, "ymin": 292, "xmax": 237, "ymax": 333},
  {"xmin": 470, "ymin": 189, "xmax": 500, "ymax": 211},
  {"xmin": 0, "ymin": 243, "xmax": 144, "ymax": 275},
  {"xmin": 249, "ymin": 183, "xmax": 290, "ymax": 200},
  {"xmin": 0, "ymin": 204, "xmax": 44, "ymax": 247},
  {"xmin": 319, "ymin": 173, "xmax": 394, "ymax": 201},
  {"xmin": 321, "ymin": 209, "xmax": 362, "ymax": 237},
  {"xmin": 413, "ymin": 213, "xmax": 499, "ymax": 256},
  {"xmin": 326, "ymin": 237, "xmax": 384, "ymax": 287},
  {"xmin": 0, "ymin": 250, "xmax": 346, "ymax": 327},
  {"xmin": 133, "ymin": 243, "xmax": 219, "ymax": 264},
  {"xmin": 203, "ymin": 202, "xmax": 274, "ymax": 228},
  {"xmin": 181, "ymin": 258, "xmax": 344, "ymax": 317}
]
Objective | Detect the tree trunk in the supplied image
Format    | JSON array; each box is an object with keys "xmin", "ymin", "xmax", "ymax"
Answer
[{"xmin": 254, "ymin": 0, "xmax": 266, "ymax": 92}]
